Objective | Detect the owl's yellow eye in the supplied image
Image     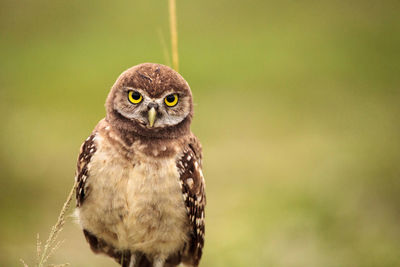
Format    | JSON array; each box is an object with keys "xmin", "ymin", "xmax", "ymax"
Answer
[
  {"xmin": 128, "ymin": 91, "xmax": 143, "ymax": 104},
  {"xmin": 164, "ymin": 94, "xmax": 178, "ymax": 107}
]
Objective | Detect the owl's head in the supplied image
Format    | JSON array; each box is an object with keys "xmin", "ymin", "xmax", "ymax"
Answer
[{"xmin": 105, "ymin": 63, "xmax": 193, "ymax": 139}]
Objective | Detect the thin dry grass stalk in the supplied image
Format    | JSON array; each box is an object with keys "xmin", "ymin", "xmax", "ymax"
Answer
[
  {"xmin": 36, "ymin": 234, "xmax": 41, "ymax": 265},
  {"xmin": 21, "ymin": 182, "xmax": 76, "ymax": 267},
  {"xmin": 20, "ymin": 259, "xmax": 29, "ymax": 267},
  {"xmin": 168, "ymin": 0, "xmax": 179, "ymax": 71}
]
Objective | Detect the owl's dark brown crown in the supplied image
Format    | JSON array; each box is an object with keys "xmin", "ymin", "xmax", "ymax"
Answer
[{"xmin": 105, "ymin": 63, "xmax": 194, "ymax": 141}]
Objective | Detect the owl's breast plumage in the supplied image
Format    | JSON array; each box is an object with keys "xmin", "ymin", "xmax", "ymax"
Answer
[{"xmin": 77, "ymin": 130, "xmax": 190, "ymax": 257}]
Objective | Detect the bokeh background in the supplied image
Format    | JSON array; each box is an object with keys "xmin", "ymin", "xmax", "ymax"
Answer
[{"xmin": 1, "ymin": 0, "xmax": 400, "ymax": 266}]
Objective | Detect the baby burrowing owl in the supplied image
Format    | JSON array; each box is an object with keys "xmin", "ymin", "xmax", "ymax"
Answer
[{"xmin": 75, "ymin": 63, "xmax": 206, "ymax": 267}]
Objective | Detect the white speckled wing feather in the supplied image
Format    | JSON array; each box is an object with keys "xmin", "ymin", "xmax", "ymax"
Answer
[
  {"xmin": 75, "ymin": 133, "xmax": 97, "ymax": 207},
  {"xmin": 177, "ymin": 140, "xmax": 206, "ymax": 266}
]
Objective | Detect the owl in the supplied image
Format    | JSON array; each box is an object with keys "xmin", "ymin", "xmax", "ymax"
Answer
[{"xmin": 74, "ymin": 63, "xmax": 206, "ymax": 267}]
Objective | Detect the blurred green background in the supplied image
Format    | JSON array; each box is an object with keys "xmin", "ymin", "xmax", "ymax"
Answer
[{"xmin": 1, "ymin": 0, "xmax": 400, "ymax": 266}]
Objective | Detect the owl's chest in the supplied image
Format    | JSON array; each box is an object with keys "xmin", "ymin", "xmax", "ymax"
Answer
[{"xmin": 78, "ymin": 143, "xmax": 189, "ymax": 253}]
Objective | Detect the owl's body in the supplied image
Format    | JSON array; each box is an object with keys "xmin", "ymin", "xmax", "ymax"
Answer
[{"xmin": 75, "ymin": 64, "xmax": 205, "ymax": 267}]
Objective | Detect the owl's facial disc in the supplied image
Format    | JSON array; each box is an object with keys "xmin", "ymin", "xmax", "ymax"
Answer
[
  {"xmin": 114, "ymin": 87, "xmax": 190, "ymax": 129},
  {"xmin": 105, "ymin": 63, "xmax": 194, "ymax": 138}
]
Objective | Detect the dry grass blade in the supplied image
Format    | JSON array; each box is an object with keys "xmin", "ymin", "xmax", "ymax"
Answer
[
  {"xmin": 168, "ymin": 0, "xmax": 179, "ymax": 71},
  {"xmin": 36, "ymin": 234, "xmax": 42, "ymax": 265},
  {"xmin": 20, "ymin": 259, "xmax": 29, "ymax": 267},
  {"xmin": 38, "ymin": 183, "xmax": 76, "ymax": 266},
  {"xmin": 20, "ymin": 182, "xmax": 77, "ymax": 267},
  {"xmin": 43, "ymin": 240, "xmax": 65, "ymax": 264}
]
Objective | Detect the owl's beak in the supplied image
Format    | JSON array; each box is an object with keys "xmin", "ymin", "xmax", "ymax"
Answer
[{"xmin": 148, "ymin": 107, "xmax": 157, "ymax": 127}]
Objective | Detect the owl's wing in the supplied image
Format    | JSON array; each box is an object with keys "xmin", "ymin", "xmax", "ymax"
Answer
[
  {"xmin": 75, "ymin": 133, "xmax": 97, "ymax": 207},
  {"xmin": 177, "ymin": 138, "xmax": 206, "ymax": 266}
]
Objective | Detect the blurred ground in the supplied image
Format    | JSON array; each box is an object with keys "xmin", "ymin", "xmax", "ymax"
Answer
[{"xmin": 1, "ymin": 0, "xmax": 400, "ymax": 266}]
